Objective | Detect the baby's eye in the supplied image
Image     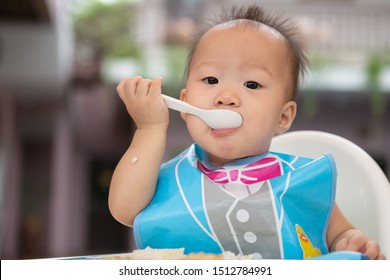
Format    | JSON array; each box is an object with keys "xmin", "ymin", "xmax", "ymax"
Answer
[
  {"xmin": 203, "ymin": 77, "xmax": 219, "ymax": 84},
  {"xmin": 244, "ymin": 81, "xmax": 262, "ymax": 89}
]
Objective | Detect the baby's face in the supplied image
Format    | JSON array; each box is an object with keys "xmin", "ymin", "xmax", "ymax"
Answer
[{"xmin": 181, "ymin": 22, "xmax": 296, "ymax": 166}]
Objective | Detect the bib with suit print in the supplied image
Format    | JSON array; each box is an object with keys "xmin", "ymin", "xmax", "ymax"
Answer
[{"xmin": 133, "ymin": 144, "xmax": 336, "ymax": 259}]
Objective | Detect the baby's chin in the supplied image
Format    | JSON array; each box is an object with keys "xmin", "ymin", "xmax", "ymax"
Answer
[
  {"xmin": 206, "ymin": 145, "xmax": 271, "ymax": 166},
  {"xmin": 206, "ymin": 150, "xmax": 250, "ymax": 166}
]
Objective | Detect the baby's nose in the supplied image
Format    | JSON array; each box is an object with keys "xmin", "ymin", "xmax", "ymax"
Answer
[{"xmin": 215, "ymin": 92, "xmax": 240, "ymax": 107}]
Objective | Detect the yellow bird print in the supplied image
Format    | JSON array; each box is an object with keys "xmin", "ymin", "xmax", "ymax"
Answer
[{"xmin": 295, "ymin": 224, "xmax": 322, "ymax": 259}]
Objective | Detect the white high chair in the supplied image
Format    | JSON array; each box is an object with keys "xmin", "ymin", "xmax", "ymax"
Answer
[{"xmin": 270, "ymin": 130, "xmax": 390, "ymax": 258}]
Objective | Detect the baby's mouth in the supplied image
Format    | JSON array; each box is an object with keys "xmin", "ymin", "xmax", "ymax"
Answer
[{"xmin": 211, "ymin": 127, "xmax": 238, "ymax": 136}]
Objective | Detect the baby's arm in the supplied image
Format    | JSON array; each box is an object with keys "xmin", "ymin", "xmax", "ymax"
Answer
[
  {"xmin": 327, "ymin": 204, "xmax": 385, "ymax": 259},
  {"xmin": 108, "ymin": 76, "xmax": 169, "ymax": 227}
]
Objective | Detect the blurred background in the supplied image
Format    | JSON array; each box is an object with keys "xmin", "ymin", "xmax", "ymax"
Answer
[{"xmin": 0, "ymin": 0, "xmax": 389, "ymax": 259}]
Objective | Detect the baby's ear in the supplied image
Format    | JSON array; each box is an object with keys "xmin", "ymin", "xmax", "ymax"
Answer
[
  {"xmin": 180, "ymin": 88, "xmax": 187, "ymax": 101},
  {"xmin": 276, "ymin": 101, "xmax": 297, "ymax": 135},
  {"xmin": 179, "ymin": 89, "xmax": 187, "ymax": 120}
]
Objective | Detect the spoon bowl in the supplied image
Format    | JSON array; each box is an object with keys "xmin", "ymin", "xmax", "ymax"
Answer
[{"xmin": 162, "ymin": 94, "xmax": 242, "ymax": 129}]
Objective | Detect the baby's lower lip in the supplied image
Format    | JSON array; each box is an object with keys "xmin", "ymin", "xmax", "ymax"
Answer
[{"xmin": 211, "ymin": 128, "xmax": 238, "ymax": 136}]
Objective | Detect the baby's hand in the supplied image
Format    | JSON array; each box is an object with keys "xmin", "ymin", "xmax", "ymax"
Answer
[
  {"xmin": 116, "ymin": 76, "xmax": 169, "ymax": 130},
  {"xmin": 333, "ymin": 229, "xmax": 385, "ymax": 260}
]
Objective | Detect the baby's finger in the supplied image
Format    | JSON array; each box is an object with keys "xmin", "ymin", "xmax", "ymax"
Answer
[
  {"xmin": 148, "ymin": 77, "xmax": 163, "ymax": 97},
  {"xmin": 117, "ymin": 76, "xmax": 142, "ymax": 100},
  {"xmin": 364, "ymin": 241, "xmax": 381, "ymax": 260},
  {"xmin": 377, "ymin": 252, "xmax": 386, "ymax": 260},
  {"xmin": 134, "ymin": 78, "xmax": 153, "ymax": 96},
  {"xmin": 344, "ymin": 234, "xmax": 367, "ymax": 252}
]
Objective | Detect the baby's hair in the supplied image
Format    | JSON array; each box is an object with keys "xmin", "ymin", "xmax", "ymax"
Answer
[{"xmin": 184, "ymin": 4, "xmax": 309, "ymax": 101}]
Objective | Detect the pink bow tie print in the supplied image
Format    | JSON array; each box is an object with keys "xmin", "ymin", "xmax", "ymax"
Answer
[{"xmin": 197, "ymin": 156, "xmax": 282, "ymax": 185}]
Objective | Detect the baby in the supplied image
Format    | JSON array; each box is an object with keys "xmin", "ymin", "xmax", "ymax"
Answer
[{"xmin": 108, "ymin": 4, "xmax": 384, "ymax": 259}]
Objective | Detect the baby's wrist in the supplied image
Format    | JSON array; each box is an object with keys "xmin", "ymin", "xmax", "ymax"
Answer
[{"xmin": 137, "ymin": 122, "xmax": 169, "ymax": 132}]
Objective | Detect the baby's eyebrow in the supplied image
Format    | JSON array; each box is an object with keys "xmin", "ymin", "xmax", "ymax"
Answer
[
  {"xmin": 240, "ymin": 64, "xmax": 273, "ymax": 79},
  {"xmin": 192, "ymin": 61, "xmax": 273, "ymax": 80},
  {"xmin": 193, "ymin": 61, "xmax": 224, "ymax": 71}
]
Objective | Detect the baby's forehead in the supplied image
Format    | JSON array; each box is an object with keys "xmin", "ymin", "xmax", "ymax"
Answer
[{"xmin": 208, "ymin": 19, "xmax": 285, "ymax": 41}]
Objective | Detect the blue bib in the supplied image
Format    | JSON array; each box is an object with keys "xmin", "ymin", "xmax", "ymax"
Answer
[{"xmin": 133, "ymin": 144, "xmax": 336, "ymax": 259}]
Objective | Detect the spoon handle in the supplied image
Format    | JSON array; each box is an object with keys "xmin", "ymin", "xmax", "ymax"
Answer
[
  {"xmin": 162, "ymin": 94, "xmax": 243, "ymax": 129},
  {"xmin": 162, "ymin": 94, "xmax": 197, "ymax": 114}
]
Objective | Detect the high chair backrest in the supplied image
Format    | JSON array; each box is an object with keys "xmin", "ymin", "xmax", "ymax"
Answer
[{"xmin": 270, "ymin": 130, "xmax": 390, "ymax": 257}]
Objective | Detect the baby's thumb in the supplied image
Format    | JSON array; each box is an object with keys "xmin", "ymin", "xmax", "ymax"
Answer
[{"xmin": 150, "ymin": 77, "xmax": 163, "ymax": 95}]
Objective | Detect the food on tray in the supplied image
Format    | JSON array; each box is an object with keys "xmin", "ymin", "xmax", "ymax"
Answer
[{"xmin": 99, "ymin": 246, "xmax": 255, "ymax": 260}]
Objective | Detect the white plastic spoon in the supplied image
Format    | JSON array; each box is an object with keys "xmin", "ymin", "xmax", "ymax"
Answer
[{"xmin": 162, "ymin": 94, "xmax": 242, "ymax": 129}]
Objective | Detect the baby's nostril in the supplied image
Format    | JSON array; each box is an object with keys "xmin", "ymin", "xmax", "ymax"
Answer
[{"xmin": 217, "ymin": 101, "xmax": 236, "ymax": 106}]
